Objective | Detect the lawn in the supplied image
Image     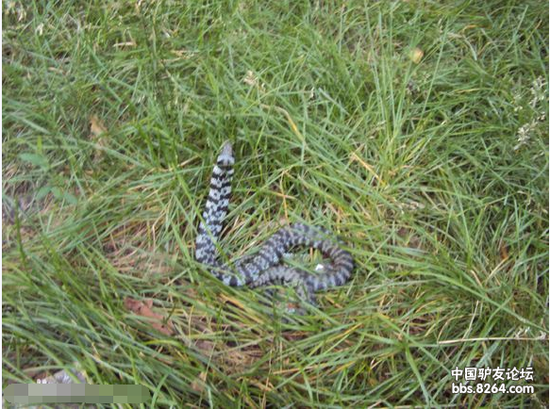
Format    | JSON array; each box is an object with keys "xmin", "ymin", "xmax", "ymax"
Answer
[{"xmin": 2, "ymin": 0, "xmax": 549, "ymax": 407}]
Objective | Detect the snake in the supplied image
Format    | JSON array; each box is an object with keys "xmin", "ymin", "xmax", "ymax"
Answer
[{"xmin": 195, "ymin": 141, "xmax": 354, "ymax": 310}]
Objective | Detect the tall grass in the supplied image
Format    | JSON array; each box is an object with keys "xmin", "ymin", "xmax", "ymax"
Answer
[{"xmin": 3, "ymin": 1, "xmax": 548, "ymax": 406}]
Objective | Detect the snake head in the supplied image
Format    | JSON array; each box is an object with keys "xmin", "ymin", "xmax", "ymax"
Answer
[
  {"xmin": 221, "ymin": 140, "xmax": 233, "ymax": 156},
  {"xmin": 217, "ymin": 140, "xmax": 234, "ymax": 166}
]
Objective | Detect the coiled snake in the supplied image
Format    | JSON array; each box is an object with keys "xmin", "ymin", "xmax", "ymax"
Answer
[{"xmin": 195, "ymin": 141, "xmax": 353, "ymax": 310}]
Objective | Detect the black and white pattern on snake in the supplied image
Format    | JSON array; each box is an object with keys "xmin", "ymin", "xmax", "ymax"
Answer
[{"xmin": 195, "ymin": 141, "xmax": 354, "ymax": 308}]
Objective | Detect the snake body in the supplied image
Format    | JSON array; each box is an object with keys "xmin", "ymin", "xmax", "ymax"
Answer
[{"xmin": 195, "ymin": 141, "xmax": 353, "ymax": 307}]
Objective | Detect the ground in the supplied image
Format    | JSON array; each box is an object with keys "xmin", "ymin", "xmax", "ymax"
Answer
[{"xmin": 2, "ymin": 1, "xmax": 549, "ymax": 407}]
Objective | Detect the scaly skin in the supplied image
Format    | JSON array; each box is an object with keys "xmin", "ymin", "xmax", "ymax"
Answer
[{"xmin": 195, "ymin": 141, "xmax": 354, "ymax": 308}]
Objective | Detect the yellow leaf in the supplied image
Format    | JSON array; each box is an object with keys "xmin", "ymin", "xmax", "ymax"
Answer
[
  {"xmin": 89, "ymin": 115, "xmax": 107, "ymax": 138},
  {"xmin": 409, "ymin": 47, "xmax": 424, "ymax": 64},
  {"xmin": 190, "ymin": 372, "xmax": 207, "ymax": 393}
]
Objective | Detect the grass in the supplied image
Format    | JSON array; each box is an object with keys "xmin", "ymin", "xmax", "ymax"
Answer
[{"xmin": 2, "ymin": 0, "xmax": 548, "ymax": 407}]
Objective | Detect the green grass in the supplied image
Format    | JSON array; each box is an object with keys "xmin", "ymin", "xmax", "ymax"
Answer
[{"xmin": 2, "ymin": 0, "xmax": 548, "ymax": 407}]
